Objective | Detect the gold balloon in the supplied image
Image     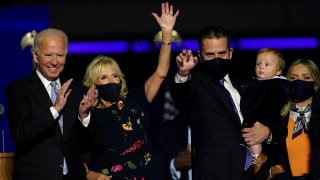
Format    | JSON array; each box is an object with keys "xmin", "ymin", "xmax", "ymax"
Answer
[
  {"xmin": 20, "ymin": 30, "xmax": 37, "ymax": 70},
  {"xmin": 20, "ymin": 30, "xmax": 37, "ymax": 50},
  {"xmin": 153, "ymin": 30, "xmax": 182, "ymax": 45}
]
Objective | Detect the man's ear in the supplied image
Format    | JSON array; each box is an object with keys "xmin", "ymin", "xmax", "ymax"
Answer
[
  {"xmin": 32, "ymin": 48, "xmax": 39, "ymax": 64},
  {"xmin": 229, "ymin": 48, "xmax": 233, "ymax": 59}
]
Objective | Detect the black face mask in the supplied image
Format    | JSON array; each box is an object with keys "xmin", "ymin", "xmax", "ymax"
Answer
[
  {"xmin": 290, "ymin": 80, "xmax": 315, "ymax": 101},
  {"xmin": 96, "ymin": 83, "xmax": 121, "ymax": 102},
  {"xmin": 200, "ymin": 57, "xmax": 231, "ymax": 80}
]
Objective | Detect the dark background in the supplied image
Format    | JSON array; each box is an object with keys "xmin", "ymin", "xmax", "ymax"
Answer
[{"xmin": 0, "ymin": 0, "xmax": 320, "ymax": 152}]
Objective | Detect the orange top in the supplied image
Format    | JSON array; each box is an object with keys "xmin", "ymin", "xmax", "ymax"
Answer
[{"xmin": 286, "ymin": 117, "xmax": 311, "ymax": 176}]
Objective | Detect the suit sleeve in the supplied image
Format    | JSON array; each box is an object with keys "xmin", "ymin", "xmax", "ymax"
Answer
[
  {"xmin": 5, "ymin": 82, "xmax": 57, "ymax": 146},
  {"xmin": 170, "ymin": 74, "xmax": 197, "ymax": 109}
]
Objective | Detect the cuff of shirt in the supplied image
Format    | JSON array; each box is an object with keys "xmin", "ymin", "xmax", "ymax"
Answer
[
  {"xmin": 265, "ymin": 128, "xmax": 273, "ymax": 144},
  {"xmin": 175, "ymin": 73, "xmax": 190, "ymax": 83},
  {"xmin": 78, "ymin": 112, "xmax": 91, "ymax": 127},
  {"xmin": 170, "ymin": 158, "xmax": 181, "ymax": 179},
  {"xmin": 50, "ymin": 106, "xmax": 59, "ymax": 119}
]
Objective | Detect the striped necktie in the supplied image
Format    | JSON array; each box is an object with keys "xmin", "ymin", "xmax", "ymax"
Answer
[
  {"xmin": 50, "ymin": 81, "xmax": 64, "ymax": 133},
  {"xmin": 50, "ymin": 81, "xmax": 58, "ymax": 103},
  {"xmin": 50, "ymin": 81, "xmax": 68, "ymax": 175}
]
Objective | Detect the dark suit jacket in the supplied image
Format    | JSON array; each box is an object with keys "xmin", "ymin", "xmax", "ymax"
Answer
[
  {"xmin": 6, "ymin": 71, "xmax": 87, "ymax": 180},
  {"xmin": 170, "ymin": 69, "xmax": 248, "ymax": 180},
  {"xmin": 158, "ymin": 117, "xmax": 190, "ymax": 180}
]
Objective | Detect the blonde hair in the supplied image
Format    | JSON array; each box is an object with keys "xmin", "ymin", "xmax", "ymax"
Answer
[
  {"xmin": 280, "ymin": 59, "xmax": 320, "ymax": 116},
  {"xmin": 83, "ymin": 55, "xmax": 128, "ymax": 105},
  {"xmin": 257, "ymin": 48, "xmax": 285, "ymax": 74}
]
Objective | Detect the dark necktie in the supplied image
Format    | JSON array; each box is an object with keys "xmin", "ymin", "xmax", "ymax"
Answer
[
  {"xmin": 50, "ymin": 81, "xmax": 68, "ymax": 175},
  {"xmin": 219, "ymin": 79, "xmax": 253, "ymax": 170},
  {"xmin": 219, "ymin": 79, "xmax": 241, "ymax": 119},
  {"xmin": 291, "ymin": 104, "xmax": 311, "ymax": 139}
]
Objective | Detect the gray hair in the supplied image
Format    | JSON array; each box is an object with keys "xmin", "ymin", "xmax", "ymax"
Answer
[{"xmin": 34, "ymin": 28, "xmax": 68, "ymax": 53}]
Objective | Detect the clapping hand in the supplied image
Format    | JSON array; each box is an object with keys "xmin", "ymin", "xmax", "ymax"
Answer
[
  {"xmin": 79, "ymin": 86, "xmax": 98, "ymax": 119},
  {"xmin": 54, "ymin": 79, "xmax": 73, "ymax": 113}
]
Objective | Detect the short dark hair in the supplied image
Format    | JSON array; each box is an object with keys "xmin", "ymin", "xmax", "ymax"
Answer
[{"xmin": 198, "ymin": 26, "xmax": 231, "ymax": 51}]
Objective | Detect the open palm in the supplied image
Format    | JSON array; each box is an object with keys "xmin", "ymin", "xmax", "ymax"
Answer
[{"xmin": 151, "ymin": 2, "xmax": 179, "ymax": 31}]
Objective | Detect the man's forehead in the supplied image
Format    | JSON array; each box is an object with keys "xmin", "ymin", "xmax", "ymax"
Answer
[
  {"xmin": 202, "ymin": 38, "xmax": 228, "ymax": 49},
  {"xmin": 203, "ymin": 37, "xmax": 228, "ymax": 43},
  {"xmin": 202, "ymin": 46, "xmax": 229, "ymax": 53}
]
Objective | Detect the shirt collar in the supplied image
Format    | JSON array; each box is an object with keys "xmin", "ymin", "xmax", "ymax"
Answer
[
  {"xmin": 256, "ymin": 75, "xmax": 287, "ymax": 80},
  {"xmin": 36, "ymin": 68, "xmax": 61, "ymax": 88},
  {"xmin": 223, "ymin": 74, "xmax": 233, "ymax": 87}
]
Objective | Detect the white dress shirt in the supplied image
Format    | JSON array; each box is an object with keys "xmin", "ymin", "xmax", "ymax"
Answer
[{"xmin": 36, "ymin": 69, "xmax": 90, "ymax": 127}]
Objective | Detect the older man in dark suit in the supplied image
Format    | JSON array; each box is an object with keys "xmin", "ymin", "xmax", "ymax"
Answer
[{"xmin": 6, "ymin": 28, "xmax": 97, "ymax": 180}]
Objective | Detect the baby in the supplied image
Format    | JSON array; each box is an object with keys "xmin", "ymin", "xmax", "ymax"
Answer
[{"xmin": 241, "ymin": 48, "xmax": 290, "ymax": 176}]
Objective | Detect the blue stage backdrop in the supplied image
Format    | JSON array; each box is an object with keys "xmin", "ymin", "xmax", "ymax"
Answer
[{"xmin": 0, "ymin": 5, "xmax": 49, "ymax": 152}]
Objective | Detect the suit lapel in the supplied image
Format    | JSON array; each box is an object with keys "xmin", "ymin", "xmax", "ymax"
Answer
[
  {"xmin": 196, "ymin": 71, "xmax": 243, "ymax": 126},
  {"xmin": 60, "ymin": 79, "xmax": 68, "ymax": 138},
  {"xmin": 202, "ymin": 76, "xmax": 241, "ymax": 126},
  {"xmin": 30, "ymin": 72, "xmax": 53, "ymax": 106},
  {"xmin": 30, "ymin": 72, "xmax": 63, "ymax": 136},
  {"xmin": 216, "ymin": 84, "xmax": 241, "ymax": 125}
]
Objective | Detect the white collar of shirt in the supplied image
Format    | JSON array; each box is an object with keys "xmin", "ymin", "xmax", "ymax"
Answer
[
  {"xmin": 223, "ymin": 74, "xmax": 233, "ymax": 87},
  {"xmin": 290, "ymin": 105, "xmax": 312, "ymax": 123},
  {"xmin": 256, "ymin": 75, "xmax": 287, "ymax": 80},
  {"xmin": 36, "ymin": 68, "xmax": 61, "ymax": 96},
  {"xmin": 275, "ymin": 75, "xmax": 287, "ymax": 80},
  {"xmin": 222, "ymin": 74, "xmax": 244, "ymax": 123}
]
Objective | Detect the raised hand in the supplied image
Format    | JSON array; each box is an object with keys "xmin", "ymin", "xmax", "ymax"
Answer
[
  {"xmin": 176, "ymin": 49, "xmax": 199, "ymax": 76},
  {"xmin": 151, "ymin": 2, "xmax": 179, "ymax": 32},
  {"xmin": 79, "ymin": 86, "xmax": 98, "ymax": 119},
  {"xmin": 53, "ymin": 79, "xmax": 73, "ymax": 112}
]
